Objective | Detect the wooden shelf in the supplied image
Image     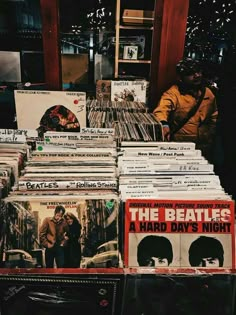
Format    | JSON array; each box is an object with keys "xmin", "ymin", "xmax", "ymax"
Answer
[
  {"xmin": 113, "ymin": 0, "xmax": 189, "ymax": 107},
  {"xmin": 119, "ymin": 25, "xmax": 153, "ymax": 30},
  {"xmin": 118, "ymin": 59, "xmax": 151, "ymax": 64},
  {"xmin": 115, "ymin": 0, "xmax": 154, "ymax": 78}
]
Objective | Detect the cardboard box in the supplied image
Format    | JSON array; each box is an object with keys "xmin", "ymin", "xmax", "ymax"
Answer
[
  {"xmin": 61, "ymin": 53, "xmax": 89, "ymax": 84},
  {"xmin": 122, "ymin": 9, "xmax": 154, "ymax": 25}
]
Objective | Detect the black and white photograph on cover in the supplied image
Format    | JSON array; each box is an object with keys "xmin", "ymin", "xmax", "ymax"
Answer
[
  {"xmin": 123, "ymin": 46, "xmax": 138, "ymax": 60},
  {"xmin": 111, "ymin": 80, "xmax": 147, "ymax": 102},
  {"xmin": 128, "ymin": 233, "xmax": 180, "ymax": 267},
  {"xmin": 0, "ymin": 197, "xmax": 119, "ymax": 269},
  {"xmin": 180, "ymin": 234, "xmax": 233, "ymax": 268}
]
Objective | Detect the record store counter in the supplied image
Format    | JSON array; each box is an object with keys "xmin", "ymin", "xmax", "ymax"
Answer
[{"xmin": 0, "ymin": 268, "xmax": 235, "ymax": 315}]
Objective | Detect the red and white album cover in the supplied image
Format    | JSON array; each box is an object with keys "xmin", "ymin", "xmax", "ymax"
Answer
[
  {"xmin": 124, "ymin": 199, "xmax": 235, "ymax": 269},
  {"xmin": 14, "ymin": 90, "xmax": 86, "ymax": 135}
]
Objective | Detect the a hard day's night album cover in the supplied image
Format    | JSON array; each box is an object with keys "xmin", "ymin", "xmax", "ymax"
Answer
[{"xmin": 125, "ymin": 199, "xmax": 235, "ymax": 268}]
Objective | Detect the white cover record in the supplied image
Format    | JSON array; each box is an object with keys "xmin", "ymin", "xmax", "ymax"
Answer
[
  {"xmin": 14, "ymin": 90, "xmax": 86, "ymax": 131},
  {"xmin": 111, "ymin": 80, "xmax": 147, "ymax": 102}
]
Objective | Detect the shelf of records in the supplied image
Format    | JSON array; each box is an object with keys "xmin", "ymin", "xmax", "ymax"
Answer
[
  {"xmin": 87, "ymin": 99, "xmax": 162, "ymax": 143},
  {"xmin": 11, "ymin": 88, "xmax": 160, "ymax": 143},
  {"xmin": 0, "ymin": 127, "xmax": 234, "ymax": 272}
]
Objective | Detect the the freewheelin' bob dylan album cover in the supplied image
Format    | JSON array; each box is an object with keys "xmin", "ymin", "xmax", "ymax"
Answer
[
  {"xmin": 124, "ymin": 199, "xmax": 235, "ymax": 268},
  {"xmin": 14, "ymin": 90, "xmax": 86, "ymax": 134},
  {"xmin": 0, "ymin": 196, "xmax": 120, "ymax": 269}
]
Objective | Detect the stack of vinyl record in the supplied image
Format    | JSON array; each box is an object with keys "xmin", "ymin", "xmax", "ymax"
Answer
[
  {"xmin": 18, "ymin": 128, "xmax": 118, "ymax": 193},
  {"xmin": 87, "ymin": 100, "xmax": 163, "ymax": 143},
  {"xmin": 0, "ymin": 129, "xmax": 38, "ymax": 198},
  {"xmin": 118, "ymin": 140, "xmax": 231, "ymax": 200},
  {"xmin": 118, "ymin": 141, "xmax": 235, "ymax": 270},
  {"xmin": 0, "ymin": 128, "xmax": 122, "ymax": 269}
]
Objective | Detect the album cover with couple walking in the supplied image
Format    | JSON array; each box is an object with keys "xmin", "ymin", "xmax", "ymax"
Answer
[
  {"xmin": 124, "ymin": 199, "xmax": 235, "ymax": 268},
  {"xmin": 0, "ymin": 195, "xmax": 120, "ymax": 269}
]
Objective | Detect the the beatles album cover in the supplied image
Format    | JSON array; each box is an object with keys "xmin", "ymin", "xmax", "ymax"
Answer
[
  {"xmin": 0, "ymin": 273, "xmax": 124, "ymax": 315},
  {"xmin": 0, "ymin": 196, "xmax": 120, "ymax": 269},
  {"xmin": 124, "ymin": 199, "xmax": 235, "ymax": 268},
  {"xmin": 14, "ymin": 90, "xmax": 86, "ymax": 134}
]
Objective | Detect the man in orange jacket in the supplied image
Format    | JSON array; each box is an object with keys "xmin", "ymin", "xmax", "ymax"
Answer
[{"xmin": 153, "ymin": 58, "xmax": 218, "ymax": 162}]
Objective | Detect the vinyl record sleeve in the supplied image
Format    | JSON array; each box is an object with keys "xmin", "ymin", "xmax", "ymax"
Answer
[
  {"xmin": 124, "ymin": 199, "xmax": 235, "ymax": 268},
  {"xmin": 123, "ymin": 46, "xmax": 138, "ymax": 60},
  {"xmin": 96, "ymin": 80, "xmax": 111, "ymax": 101},
  {"xmin": 14, "ymin": 90, "xmax": 86, "ymax": 132},
  {"xmin": 111, "ymin": 80, "xmax": 147, "ymax": 102},
  {"xmin": 0, "ymin": 195, "xmax": 120, "ymax": 269}
]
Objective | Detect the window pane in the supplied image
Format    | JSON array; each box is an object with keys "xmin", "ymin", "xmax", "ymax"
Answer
[{"xmin": 0, "ymin": 0, "xmax": 44, "ymax": 84}]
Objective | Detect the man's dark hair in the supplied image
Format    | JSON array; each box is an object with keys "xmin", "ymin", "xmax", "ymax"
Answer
[
  {"xmin": 188, "ymin": 236, "xmax": 224, "ymax": 267},
  {"xmin": 137, "ymin": 235, "xmax": 173, "ymax": 266},
  {"xmin": 176, "ymin": 58, "xmax": 202, "ymax": 77},
  {"xmin": 54, "ymin": 205, "xmax": 66, "ymax": 215}
]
